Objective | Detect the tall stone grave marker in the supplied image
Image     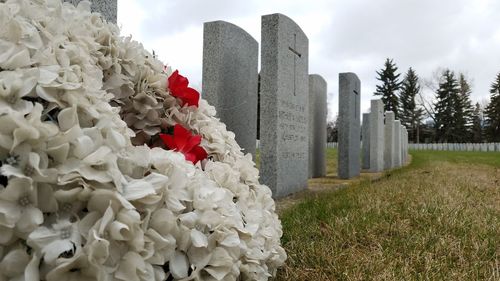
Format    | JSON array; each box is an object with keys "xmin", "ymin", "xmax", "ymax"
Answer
[
  {"xmin": 394, "ymin": 120, "xmax": 402, "ymax": 167},
  {"xmin": 203, "ymin": 21, "xmax": 259, "ymax": 158},
  {"xmin": 260, "ymin": 13, "xmax": 309, "ymax": 198},
  {"xmin": 338, "ymin": 73, "xmax": 361, "ymax": 179},
  {"xmin": 64, "ymin": 0, "xmax": 117, "ymax": 23},
  {"xmin": 361, "ymin": 113, "xmax": 370, "ymax": 170},
  {"xmin": 384, "ymin": 111, "xmax": 395, "ymax": 169},
  {"xmin": 369, "ymin": 99, "xmax": 385, "ymax": 172},
  {"xmin": 309, "ymin": 74, "xmax": 327, "ymax": 178}
]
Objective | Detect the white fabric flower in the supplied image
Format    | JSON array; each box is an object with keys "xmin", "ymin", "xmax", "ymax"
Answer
[
  {"xmin": 27, "ymin": 219, "xmax": 81, "ymax": 265},
  {"xmin": 0, "ymin": 177, "xmax": 43, "ymax": 235},
  {"xmin": 0, "ymin": 69, "xmax": 38, "ymax": 115},
  {"xmin": 44, "ymin": 249, "xmax": 104, "ymax": 281}
]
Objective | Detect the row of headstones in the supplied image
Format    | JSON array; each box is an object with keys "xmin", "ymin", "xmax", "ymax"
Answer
[
  {"xmin": 337, "ymin": 73, "xmax": 409, "ymax": 179},
  {"xmin": 361, "ymin": 100, "xmax": 409, "ymax": 173},
  {"xmin": 70, "ymin": 3, "xmax": 402, "ymax": 198},
  {"xmin": 409, "ymin": 143, "xmax": 500, "ymax": 152},
  {"xmin": 202, "ymin": 14, "xmax": 327, "ymax": 198}
]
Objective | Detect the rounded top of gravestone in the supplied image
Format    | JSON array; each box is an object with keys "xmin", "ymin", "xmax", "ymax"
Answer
[
  {"xmin": 339, "ymin": 72, "xmax": 360, "ymax": 83},
  {"xmin": 204, "ymin": 20, "xmax": 258, "ymax": 46},
  {"xmin": 385, "ymin": 111, "xmax": 395, "ymax": 120},
  {"xmin": 261, "ymin": 13, "xmax": 308, "ymax": 41},
  {"xmin": 309, "ymin": 74, "xmax": 327, "ymax": 85}
]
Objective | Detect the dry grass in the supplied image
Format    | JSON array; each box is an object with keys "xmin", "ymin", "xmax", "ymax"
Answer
[{"xmin": 273, "ymin": 150, "xmax": 500, "ymax": 281}]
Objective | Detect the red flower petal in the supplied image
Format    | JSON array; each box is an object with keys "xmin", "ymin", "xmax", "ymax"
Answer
[
  {"xmin": 184, "ymin": 134, "xmax": 201, "ymax": 153},
  {"xmin": 183, "ymin": 87, "xmax": 200, "ymax": 107},
  {"xmin": 159, "ymin": 124, "xmax": 207, "ymax": 165},
  {"xmin": 167, "ymin": 70, "xmax": 200, "ymax": 107},
  {"xmin": 168, "ymin": 70, "xmax": 189, "ymax": 97},
  {"xmin": 184, "ymin": 152, "xmax": 198, "ymax": 164},
  {"xmin": 192, "ymin": 146, "xmax": 208, "ymax": 163},
  {"xmin": 159, "ymin": 133, "xmax": 175, "ymax": 150}
]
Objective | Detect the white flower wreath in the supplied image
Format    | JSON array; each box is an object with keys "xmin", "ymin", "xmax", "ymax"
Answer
[{"xmin": 0, "ymin": 0, "xmax": 286, "ymax": 280}]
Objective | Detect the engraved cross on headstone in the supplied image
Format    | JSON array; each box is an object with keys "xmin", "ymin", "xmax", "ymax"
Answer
[
  {"xmin": 288, "ymin": 33, "xmax": 301, "ymax": 96},
  {"xmin": 353, "ymin": 89, "xmax": 359, "ymax": 119}
]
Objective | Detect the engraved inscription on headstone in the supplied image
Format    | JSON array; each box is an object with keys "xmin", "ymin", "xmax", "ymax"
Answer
[
  {"xmin": 260, "ymin": 13, "xmax": 309, "ymax": 198},
  {"xmin": 202, "ymin": 21, "xmax": 259, "ymax": 158}
]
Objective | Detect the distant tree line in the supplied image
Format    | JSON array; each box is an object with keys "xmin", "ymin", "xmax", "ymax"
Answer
[{"xmin": 371, "ymin": 58, "xmax": 500, "ymax": 143}]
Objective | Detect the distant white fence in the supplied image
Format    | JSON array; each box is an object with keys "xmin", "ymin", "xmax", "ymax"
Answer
[
  {"xmin": 256, "ymin": 141, "xmax": 338, "ymax": 149},
  {"xmin": 258, "ymin": 141, "xmax": 499, "ymax": 152},
  {"xmin": 327, "ymin": 142, "xmax": 338, "ymax": 148},
  {"xmin": 409, "ymin": 143, "xmax": 500, "ymax": 152}
]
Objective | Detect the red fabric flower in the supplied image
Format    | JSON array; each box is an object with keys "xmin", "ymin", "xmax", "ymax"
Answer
[
  {"xmin": 168, "ymin": 70, "xmax": 200, "ymax": 107},
  {"xmin": 159, "ymin": 124, "xmax": 207, "ymax": 164}
]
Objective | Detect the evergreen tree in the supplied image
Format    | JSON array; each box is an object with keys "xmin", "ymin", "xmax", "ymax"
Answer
[
  {"xmin": 453, "ymin": 73, "xmax": 474, "ymax": 142},
  {"xmin": 471, "ymin": 103, "xmax": 483, "ymax": 143},
  {"xmin": 326, "ymin": 118, "xmax": 338, "ymax": 142},
  {"xmin": 399, "ymin": 67, "xmax": 424, "ymax": 142},
  {"xmin": 374, "ymin": 58, "xmax": 401, "ymax": 118},
  {"xmin": 434, "ymin": 70, "xmax": 459, "ymax": 142},
  {"xmin": 484, "ymin": 72, "xmax": 500, "ymax": 141}
]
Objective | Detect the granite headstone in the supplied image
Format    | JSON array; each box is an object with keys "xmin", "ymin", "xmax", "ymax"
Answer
[
  {"xmin": 338, "ymin": 72, "xmax": 361, "ymax": 179},
  {"xmin": 369, "ymin": 99, "xmax": 385, "ymax": 172},
  {"xmin": 309, "ymin": 74, "xmax": 327, "ymax": 178},
  {"xmin": 361, "ymin": 113, "xmax": 370, "ymax": 170},
  {"xmin": 394, "ymin": 120, "xmax": 402, "ymax": 167},
  {"xmin": 384, "ymin": 111, "xmax": 395, "ymax": 170},
  {"xmin": 203, "ymin": 21, "xmax": 259, "ymax": 158},
  {"xmin": 260, "ymin": 13, "xmax": 309, "ymax": 198}
]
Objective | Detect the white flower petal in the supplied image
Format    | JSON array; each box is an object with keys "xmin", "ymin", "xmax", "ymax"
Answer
[
  {"xmin": 0, "ymin": 248, "xmax": 30, "ymax": 278},
  {"xmin": 57, "ymin": 106, "xmax": 79, "ymax": 131},
  {"xmin": 16, "ymin": 206, "xmax": 43, "ymax": 233},
  {"xmin": 109, "ymin": 221, "xmax": 130, "ymax": 241},
  {"xmin": 46, "ymin": 142, "xmax": 70, "ymax": 163},
  {"xmin": 42, "ymin": 239, "xmax": 76, "ymax": 265},
  {"xmin": 190, "ymin": 229, "xmax": 208, "ymax": 248},
  {"xmin": 0, "ymin": 200, "xmax": 21, "ymax": 228},
  {"xmin": 38, "ymin": 66, "xmax": 60, "ymax": 84},
  {"xmin": 87, "ymin": 230, "xmax": 110, "ymax": 266},
  {"xmin": 170, "ymin": 251, "xmax": 189, "ymax": 279},
  {"xmin": 24, "ymin": 253, "xmax": 41, "ymax": 281},
  {"xmin": 204, "ymin": 265, "xmax": 231, "ymax": 281},
  {"xmin": 72, "ymin": 135, "xmax": 94, "ymax": 159},
  {"xmin": 122, "ymin": 179, "xmax": 155, "ymax": 201},
  {"xmin": 220, "ymin": 230, "xmax": 240, "ymax": 248}
]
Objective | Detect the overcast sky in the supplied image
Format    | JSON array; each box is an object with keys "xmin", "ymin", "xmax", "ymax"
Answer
[{"xmin": 117, "ymin": 0, "xmax": 500, "ymax": 120}]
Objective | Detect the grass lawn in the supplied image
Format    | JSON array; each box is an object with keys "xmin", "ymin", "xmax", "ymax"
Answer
[{"xmin": 274, "ymin": 149, "xmax": 500, "ymax": 280}]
